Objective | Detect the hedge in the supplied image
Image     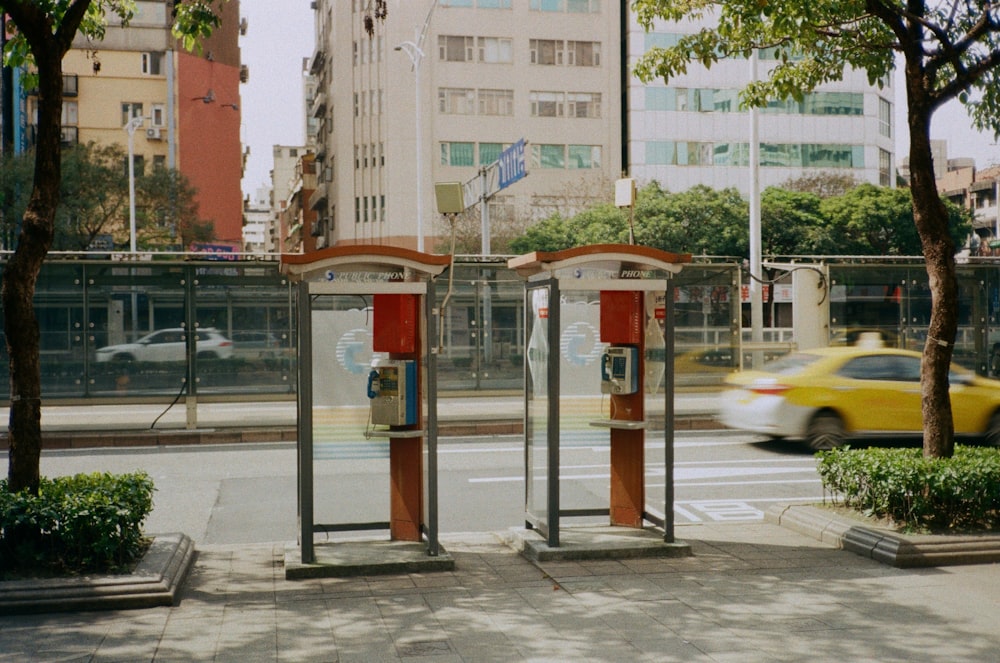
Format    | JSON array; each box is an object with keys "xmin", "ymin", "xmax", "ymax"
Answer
[
  {"xmin": 0, "ymin": 472, "xmax": 154, "ymax": 579},
  {"xmin": 817, "ymin": 446, "xmax": 1000, "ymax": 531}
]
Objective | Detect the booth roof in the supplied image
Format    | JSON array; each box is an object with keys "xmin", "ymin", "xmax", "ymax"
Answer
[
  {"xmin": 281, "ymin": 245, "xmax": 452, "ymax": 282},
  {"xmin": 507, "ymin": 244, "xmax": 692, "ymax": 279}
]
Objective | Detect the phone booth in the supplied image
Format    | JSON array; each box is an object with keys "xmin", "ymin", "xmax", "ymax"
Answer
[
  {"xmin": 508, "ymin": 244, "xmax": 692, "ymax": 558},
  {"xmin": 281, "ymin": 246, "xmax": 453, "ymax": 576}
]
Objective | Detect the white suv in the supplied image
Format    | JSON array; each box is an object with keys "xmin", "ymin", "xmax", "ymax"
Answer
[{"xmin": 95, "ymin": 328, "xmax": 233, "ymax": 363}]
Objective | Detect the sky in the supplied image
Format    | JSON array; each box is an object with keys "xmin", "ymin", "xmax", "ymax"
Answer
[
  {"xmin": 238, "ymin": 2, "xmax": 314, "ymax": 201},
  {"xmin": 237, "ymin": 2, "xmax": 1000, "ymax": 201}
]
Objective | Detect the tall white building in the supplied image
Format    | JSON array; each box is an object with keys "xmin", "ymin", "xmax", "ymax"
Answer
[
  {"xmin": 306, "ymin": 3, "xmax": 895, "ymax": 253},
  {"xmin": 309, "ymin": 0, "xmax": 622, "ymax": 251},
  {"xmin": 625, "ymin": 14, "xmax": 895, "ymax": 193}
]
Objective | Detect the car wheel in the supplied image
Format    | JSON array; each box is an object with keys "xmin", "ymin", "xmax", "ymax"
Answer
[
  {"xmin": 806, "ymin": 412, "xmax": 846, "ymax": 451},
  {"xmin": 985, "ymin": 412, "xmax": 1000, "ymax": 447}
]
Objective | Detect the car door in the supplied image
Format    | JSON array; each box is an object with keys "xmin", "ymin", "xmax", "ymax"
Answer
[
  {"xmin": 834, "ymin": 354, "xmax": 922, "ymax": 433},
  {"xmin": 145, "ymin": 330, "xmax": 184, "ymax": 362}
]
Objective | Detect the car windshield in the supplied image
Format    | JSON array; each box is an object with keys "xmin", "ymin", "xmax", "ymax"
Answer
[{"xmin": 760, "ymin": 352, "xmax": 824, "ymax": 376}]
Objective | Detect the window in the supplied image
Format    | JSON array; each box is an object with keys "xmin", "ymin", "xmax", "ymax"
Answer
[
  {"xmin": 478, "ymin": 89, "xmax": 514, "ymax": 115},
  {"xmin": 121, "ymin": 102, "xmax": 143, "ymax": 126},
  {"xmin": 153, "ymin": 155, "xmax": 166, "ymax": 170},
  {"xmin": 441, "ymin": 142, "xmax": 475, "ymax": 167},
  {"xmin": 61, "ymin": 101, "xmax": 78, "ymax": 126},
  {"xmin": 530, "ymin": 39, "xmax": 562, "ymax": 65},
  {"xmin": 439, "ymin": 87, "xmax": 476, "ymax": 114},
  {"xmin": 531, "ymin": 0, "xmax": 598, "ymax": 10},
  {"xmin": 567, "ymin": 92, "xmax": 601, "ymax": 118},
  {"xmin": 479, "ymin": 143, "xmax": 503, "ymax": 164},
  {"xmin": 566, "ymin": 41, "xmax": 600, "ymax": 66},
  {"xmin": 141, "ymin": 52, "xmax": 163, "ymax": 76},
  {"xmin": 151, "ymin": 104, "xmax": 165, "ymax": 127},
  {"xmin": 568, "ymin": 145, "xmax": 601, "ymax": 169},
  {"xmin": 124, "ymin": 154, "xmax": 144, "ymax": 178},
  {"xmin": 530, "ymin": 91, "xmax": 564, "ymax": 117},
  {"xmin": 442, "ymin": 0, "xmax": 511, "ymax": 6},
  {"xmin": 439, "ymin": 35, "xmax": 474, "ymax": 62},
  {"xmin": 531, "ymin": 144, "xmax": 566, "ymax": 169},
  {"xmin": 478, "ymin": 37, "xmax": 512, "ymax": 63},
  {"xmin": 879, "ymin": 148, "xmax": 892, "ymax": 186},
  {"xmin": 879, "ymin": 97, "xmax": 892, "ymax": 138}
]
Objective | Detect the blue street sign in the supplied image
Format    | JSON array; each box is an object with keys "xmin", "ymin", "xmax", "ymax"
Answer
[{"xmin": 497, "ymin": 138, "xmax": 527, "ymax": 191}]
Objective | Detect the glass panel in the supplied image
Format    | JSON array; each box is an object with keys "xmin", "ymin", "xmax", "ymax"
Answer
[
  {"xmin": 310, "ymin": 294, "xmax": 389, "ymax": 528},
  {"xmin": 672, "ymin": 265, "xmax": 740, "ymax": 389},
  {"xmin": 525, "ymin": 284, "xmax": 551, "ymax": 526},
  {"xmin": 85, "ymin": 263, "xmax": 187, "ymax": 399}
]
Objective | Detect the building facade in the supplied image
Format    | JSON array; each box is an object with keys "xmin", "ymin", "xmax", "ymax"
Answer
[
  {"xmin": 23, "ymin": 0, "xmax": 244, "ymax": 248},
  {"xmin": 309, "ymin": 0, "xmax": 623, "ymax": 251},
  {"xmin": 625, "ymin": 13, "xmax": 896, "ymax": 195},
  {"xmin": 306, "ymin": 2, "xmax": 895, "ymax": 253}
]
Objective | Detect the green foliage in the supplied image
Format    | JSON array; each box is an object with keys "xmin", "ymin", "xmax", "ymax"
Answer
[
  {"xmin": 0, "ymin": 145, "xmax": 206, "ymax": 251},
  {"xmin": 508, "ymin": 205, "xmax": 628, "ymax": 254},
  {"xmin": 635, "ymin": 184, "xmax": 747, "ymax": 255},
  {"xmin": 510, "ymin": 182, "xmax": 937, "ymax": 258},
  {"xmin": 0, "ymin": 472, "xmax": 154, "ymax": 578},
  {"xmin": 817, "ymin": 446, "xmax": 1000, "ymax": 531},
  {"xmin": 817, "ymin": 184, "xmax": 972, "ymax": 256}
]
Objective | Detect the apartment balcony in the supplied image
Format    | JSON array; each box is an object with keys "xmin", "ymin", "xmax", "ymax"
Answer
[
  {"xmin": 310, "ymin": 92, "xmax": 327, "ymax": 119},
  {"xmin": 309, "ymin": 181, "xmax": 329, "ymax": 212},
  {"xmin": 310, "ymin": 49, "xmax": 326, "ymax": 76}
]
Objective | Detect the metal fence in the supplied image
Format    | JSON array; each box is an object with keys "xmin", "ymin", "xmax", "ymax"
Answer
[{"xmin": 4, "ymin": 253, "xmax": 1000, "ymax": 405}]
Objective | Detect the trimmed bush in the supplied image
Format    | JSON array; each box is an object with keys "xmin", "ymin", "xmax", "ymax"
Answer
[
  {"xmin": 0, "ymin": 472, "xmax": 154, "ymax": 579},
  {"xmin": 817, "ymin": 446, "xmax": 1000, "ymax": 531}
]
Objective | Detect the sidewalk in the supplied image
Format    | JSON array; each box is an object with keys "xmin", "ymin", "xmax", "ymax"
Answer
[{"xmin": 3, "ymin": 522, "xmax": 1000, "ymax": 661}]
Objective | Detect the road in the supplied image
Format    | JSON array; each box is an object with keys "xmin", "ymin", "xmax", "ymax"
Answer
[{"xmin": 37, "ymin": 430, "xmax": 824, "ymax": 545}]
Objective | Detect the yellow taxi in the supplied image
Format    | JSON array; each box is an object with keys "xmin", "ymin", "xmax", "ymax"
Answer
[{"xmin": 717, "ymin": 346, "xmax": 1000, "ymax": 449}]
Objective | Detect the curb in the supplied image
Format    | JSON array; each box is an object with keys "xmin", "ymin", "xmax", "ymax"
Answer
[
  {"xmin": 0, "ymin": 533, "xmax": 195, "ymax": 615},
  {"xmin": 7, "ymin": 416, "xmax": 726, "ymax": 450},
  {"xmin": 766, "ymin": 504, "xmax": 1000, "ymax": 568}
]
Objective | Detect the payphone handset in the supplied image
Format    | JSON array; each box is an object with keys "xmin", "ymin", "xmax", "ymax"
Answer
[
  {"xmin": 367, "ymin": 359, "xmax": 418, "ymax": 426},
  {"xmin": 601, "ymin": 346, "xmax": 639, "ymax": 395}
]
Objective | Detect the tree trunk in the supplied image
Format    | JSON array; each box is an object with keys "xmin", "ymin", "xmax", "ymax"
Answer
[
  {"xmin": 4, "ymin": 50, "xmax": 62, "ymax": 493},
  {"xmin": 905, "ymin": 70, "xmax": 957, "ymax": 459}
]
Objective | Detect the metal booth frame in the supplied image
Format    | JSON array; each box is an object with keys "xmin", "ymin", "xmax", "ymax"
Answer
[
  {"xmin": 508, "ymin": 244, "xmax": 691, "ymax": 548},
  {"xmin": 282, "ymin": 246, "xmax": 451, "ymax": 563}
]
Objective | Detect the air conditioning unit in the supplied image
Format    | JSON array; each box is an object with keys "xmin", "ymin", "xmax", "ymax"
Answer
[{"xmin": 146, "ymin": 127, "xmax": 162, "ymax": 140}]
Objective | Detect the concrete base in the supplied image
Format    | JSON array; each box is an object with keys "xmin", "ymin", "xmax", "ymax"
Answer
[
  {"xmin": 0, "ymin": 533, "xmax": 195, "ymax": 615},
  {"xmin": 768, "ymin": 504, "xmax": 1000, "ymax": 568},
  {"xmin": 501, "ymin": 525, "xmax": 692, "ymax": 562},
  {"xmin": 284, "ymin": 539, "xmax": 455, "ymax": 579}
]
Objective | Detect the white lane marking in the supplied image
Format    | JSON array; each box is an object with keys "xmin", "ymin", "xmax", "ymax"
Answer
[{"xmin": 469, "ymin": 466, "xmax": 819, "ymax": 484}]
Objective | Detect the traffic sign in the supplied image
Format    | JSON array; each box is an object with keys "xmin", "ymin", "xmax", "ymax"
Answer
[{"xmin": 498, "ymin": 138, "xmax": 526, "ymax": 191}]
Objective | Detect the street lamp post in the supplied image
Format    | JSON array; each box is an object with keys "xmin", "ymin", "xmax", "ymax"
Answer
[
  {"xmin": 123, "ymin": 116, "xmax": 144, "ymax": 253},
  {"xmin": 395, "ymin": 41, "xmax": 425, "ymax": 252}
]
